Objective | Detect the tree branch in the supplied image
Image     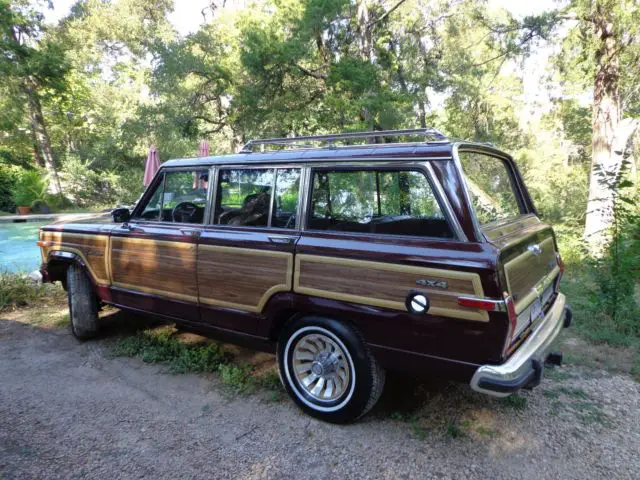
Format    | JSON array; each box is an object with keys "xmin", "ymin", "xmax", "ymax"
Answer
[
  {"xmin": 367, "ymin": 0, "xmax": 407, "ymax": 27},
  {"xmin": 295, "ymin": 64, "xmax": 327, "ymax": 79}
]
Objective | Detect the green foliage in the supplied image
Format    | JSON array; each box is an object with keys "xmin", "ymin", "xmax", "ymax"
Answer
[
  {"xmin": 0, "ymin": 271, "xmax": 64, "ymax": 311},
  {"xmin": 0, "ymin": 163, "xmax": 18, "ymax": 211},
  {"xmin": 113, "ymin": 330, "xmax": 227, "ymax": 373},
  {"xmin": 11, "ymin": 168, "xmax": 47, "ymax": 206}
]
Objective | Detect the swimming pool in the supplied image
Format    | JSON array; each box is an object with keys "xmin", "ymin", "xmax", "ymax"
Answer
[{"xmin": 0, "ymin": 221, "xmax": 47, "ymax": 273}]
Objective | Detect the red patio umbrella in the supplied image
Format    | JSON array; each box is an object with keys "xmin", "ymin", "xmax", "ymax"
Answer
[
  {"xmin": 199, "ymin": 140, "xmax": 210, "ymax": 157},
  {"xmin": 143, "ymin": 145, "xmax": 160, "ymax": 186}
]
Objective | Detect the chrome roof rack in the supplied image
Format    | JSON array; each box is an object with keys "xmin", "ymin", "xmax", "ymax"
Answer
[{"xmin": 240, "ymin": 128, "xmax": 448, "ymax": 153}]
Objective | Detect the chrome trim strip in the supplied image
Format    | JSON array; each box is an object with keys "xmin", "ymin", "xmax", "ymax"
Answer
[
  {"xmin": 203, "ymin": 166, "xmax": 215, "ymax": 225},
  {"xmin": 267, "ymin": 168, "xmax": 277, "ymax": 227},
  {"xmin": 424, "ymin": 161, "xmax": 467, "ymax": 242},
  {"xmin": 470, "ymin": 293, "xmax": 567, "ymax": 398},
  {"xmin": 298, "ymin": 167, "xmax": 311, "ymax": 231},
  {"xmin": 207, "ymin": 166, "xmax": 219, "ymax": 225}
]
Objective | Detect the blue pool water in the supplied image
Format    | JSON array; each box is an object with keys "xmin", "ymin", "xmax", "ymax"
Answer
[{"xmin": 0, "ymin": 222, "xmax": 47, "ymax": 273}]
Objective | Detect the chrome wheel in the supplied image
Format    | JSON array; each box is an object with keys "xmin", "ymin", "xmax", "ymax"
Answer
[{"xmin": 292, "ymin": 332, "xmax": 351, "ymax": 402}]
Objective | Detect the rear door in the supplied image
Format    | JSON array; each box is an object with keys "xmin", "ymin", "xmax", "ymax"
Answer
[
  {"xmin": 109, "ymin": 167, "xmax": 210, "ymax": 322},
  {"xmin": 197, "ymin": 166, "xmax": 302, "ymax": 335},
  {"xmin": 456, "ymin": 149, "xmax": 562, "ymax": 344}
]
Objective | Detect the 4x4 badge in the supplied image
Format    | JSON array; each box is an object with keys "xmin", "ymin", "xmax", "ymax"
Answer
[{"xmin": 416, "ymin": 279, "xmax": 448, "ymax": 289}]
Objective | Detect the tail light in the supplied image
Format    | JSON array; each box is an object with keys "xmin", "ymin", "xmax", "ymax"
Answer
[
  {"xmin": 456, "ymin": 297, "xmax": 504, "ymax": 311},
  {"xmin": 502, "ymin": 293, "xmax": 518, "ymax": 357},
  {"xmin": 556, "ymin": 252, "xmax": 564, "ymax": 281}
]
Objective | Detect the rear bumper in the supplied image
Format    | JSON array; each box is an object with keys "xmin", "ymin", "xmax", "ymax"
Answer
[{"xmin": 470, "ymin": 293, "xmax": 570, "ymax": 397}]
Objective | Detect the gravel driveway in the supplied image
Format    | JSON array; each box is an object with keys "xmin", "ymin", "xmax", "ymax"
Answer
[{"xmin": 1, "ymin": 314, "xmax": 639, "ymax": 480}]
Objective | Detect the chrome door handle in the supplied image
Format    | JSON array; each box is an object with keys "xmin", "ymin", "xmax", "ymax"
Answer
[
  {"xmin": 527, "ymin": 244, "xmax": 542, "ymax": 256},
  {"xmin": 268, "ymin": 235, "xmax": 295, "ymax": 245},
  {"xmin": 180, "ymin": 229, "xmax": 201, "ymax": 238}
]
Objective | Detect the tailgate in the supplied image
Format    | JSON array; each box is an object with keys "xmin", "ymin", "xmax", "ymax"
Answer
[{"xmin": 484, "ymin": 215, "xmax": 561, "ymax": 340}]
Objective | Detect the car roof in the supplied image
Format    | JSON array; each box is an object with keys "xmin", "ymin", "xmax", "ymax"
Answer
[{"xmin": 161, "ymin": 141, "xmax": 511, "ymax": 169}]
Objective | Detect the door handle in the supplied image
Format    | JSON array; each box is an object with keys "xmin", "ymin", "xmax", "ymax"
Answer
[
  {"xmin": 180, "ymin": 229, "xmax": 201, "ymax": 238},
  {"xmin": 268, "ymin": 235, "xmax": 295, "ymax": 245}
]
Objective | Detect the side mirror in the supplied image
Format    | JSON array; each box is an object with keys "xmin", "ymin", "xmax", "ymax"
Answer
[{"xmin": 112, "ymin": 207, "xmax": 131, "ymax": 223}]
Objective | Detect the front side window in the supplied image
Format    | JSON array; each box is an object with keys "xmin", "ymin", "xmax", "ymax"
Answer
[
  {"xmin": 308, "ymin": 169, "xmax": 453, "ymax": 238},
  {"xmin": 136, "ymin": 169, "xmax": 209, "ymax": 224},
  {"xmin": 458, "ymin": 151, "xmax": 522, "ymax": 225}
]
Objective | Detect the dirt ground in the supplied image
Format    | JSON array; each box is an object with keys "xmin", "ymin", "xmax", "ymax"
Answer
[{"xmin": 1, "ymin": 306, "xmax": 639, "ymax": 480}]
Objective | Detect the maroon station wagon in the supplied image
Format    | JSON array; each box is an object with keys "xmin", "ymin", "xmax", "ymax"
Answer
[{"xmin": 38, "ymin": 129, "xmax": 571, "ymax": 423}]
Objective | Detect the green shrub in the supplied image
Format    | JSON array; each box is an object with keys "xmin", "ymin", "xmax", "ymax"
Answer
[
  {"xmin": 59, "ymin": 155, "xmax": 144, "ymax": 207},
  {"xmin": 0, "ymin": 271, "xmax": 64, "ymax": 311},
  {"xmin": 12, "ymin": 169, "xmax": 48, "ymax": 207},
  {"xmin": 0, "ymin": 164, "xmax": 18, "ymax": 212}
]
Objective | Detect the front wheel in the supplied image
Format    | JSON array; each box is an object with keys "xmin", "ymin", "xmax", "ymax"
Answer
[
  {"xmin": 66, "ymin": 264, "xmax": 100, "ymax": 340},
  {"xmin": 277, "ymin": 316, "xmax": 385, "ymax": 423}
]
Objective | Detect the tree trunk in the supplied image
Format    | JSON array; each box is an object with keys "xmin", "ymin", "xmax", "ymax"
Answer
[
  {"xmin": 583, "ymin": 8, "xmax": 620, "ymax": 254},
  {"xmin": 23, "ymin": 77, "xmax": 62, "ymax": 195}
]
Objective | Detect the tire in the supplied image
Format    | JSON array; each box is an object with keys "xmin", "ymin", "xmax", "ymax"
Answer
[
  {"xmin": 277, "ymin": 316, "xmax": 385, "ymax": 423},
  {"xmin": 66, "ymin": 264, "xmax": 100, "ymax": 340}
]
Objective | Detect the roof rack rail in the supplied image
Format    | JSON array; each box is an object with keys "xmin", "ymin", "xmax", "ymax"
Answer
[{"xmin": 240, "ymin": 128, "xmax": 448, "ymax": 153}]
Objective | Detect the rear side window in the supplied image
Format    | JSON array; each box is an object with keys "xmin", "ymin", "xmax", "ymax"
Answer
[
  {"xmin": 458, "ymin": 152, "xmax": 522, "ymax": 225},
  {"xmin": 214, "ymin": 168, "xmax": 301, "ymax": 228},
  {"xmin": 308, "ymin": 169, "xmax": 453, "ymax": 238}
]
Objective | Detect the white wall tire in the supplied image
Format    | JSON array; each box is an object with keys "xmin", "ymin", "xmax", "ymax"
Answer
[{"xmin": 277, "ymin": 316, "xmax": 385, "ymax": 423}]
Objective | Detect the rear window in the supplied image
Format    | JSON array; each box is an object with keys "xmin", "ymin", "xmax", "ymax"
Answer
[{"xmin": 458, "ymin": 151, "xmax": 522, "ymax": 224}]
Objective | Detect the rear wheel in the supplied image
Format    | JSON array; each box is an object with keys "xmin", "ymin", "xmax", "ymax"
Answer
[
  {"xmin": 66, "ymin": 264, "xmax": 100, "ymax": 340},
  {"xmin": 277, "ymin": 316, "xmax": 385, "ymax": 423}
]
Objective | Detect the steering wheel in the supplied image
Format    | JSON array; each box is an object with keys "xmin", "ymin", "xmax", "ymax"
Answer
[{"xmin": 172, "ymin": 202, "xmax": 198, "ymax": 223}]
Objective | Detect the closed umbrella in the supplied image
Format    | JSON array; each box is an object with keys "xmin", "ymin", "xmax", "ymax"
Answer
[
  {"xmin": 143, "ymin": 145, "xmax": 160, "ymax": 186},
  {"xmin": 194, "ymin": 140, "xmax": 210, "ymax": 188},
  {"xmin": 199, "ymin": 140, "xmax": 210, "ymax": 157}
]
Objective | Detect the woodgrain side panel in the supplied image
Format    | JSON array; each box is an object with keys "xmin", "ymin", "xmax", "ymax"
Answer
[
  {"xmin": 197, "ymin": 245, "xmax": 292, "ymax": 312},
  {"xmin": 40, "ymin": 231, "xmax": 109, "ymax": 285},
  {"xmin": 294, "ymin": 254, "xmax": 489, "ymax": 322},
  {"xmin": 110, "ymin": 237, "xmax": 198, "ymax": 302},
  {"xmin": 504, "ymin": 236, "xmax": 557, "ymax": 313}
]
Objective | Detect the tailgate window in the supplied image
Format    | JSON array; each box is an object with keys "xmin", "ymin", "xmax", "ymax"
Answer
[{"xmin": 458, "ymin": 151, "xmax": 523, "ymax": 224}]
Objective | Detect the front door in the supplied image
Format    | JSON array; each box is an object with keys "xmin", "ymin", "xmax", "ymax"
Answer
[
  {"xmin": 197, "ymin": 166, "xmax": 302, "ymax": 335},
  {"xmin": 109, "ymin": 167, "xmax": 210, "ymax": 322}
]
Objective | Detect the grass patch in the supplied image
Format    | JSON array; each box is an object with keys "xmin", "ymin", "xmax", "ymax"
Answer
[
  {"xmin": 445, "ymin": 420, "xmax": 467, "ymax": 439},
  {"xmin": 112, "ymin": 329, "xmax": 283, "ymax": 395},
  {"xmin": 631, "ymin": 354, "xmax": 640, "ymax": 383},
  {"xmin": 555, "ymin": 386, "xmax": 590, "ymax": 400},
  {"xmin": 0, "ymin": 271, "xmax": 65, "ymax": 311},
  {"xmin": 113, "ymin": 329, "xmax": 226, "ymax": 373},
  {"xmin": 500, "ymin": 394, "xmax": 527, "ymax": 411}
]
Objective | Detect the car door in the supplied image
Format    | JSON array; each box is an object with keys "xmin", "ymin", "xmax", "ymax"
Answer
[
  {"xmin": 109, "ymin": 167, "xmax": 211, "ymax": 322},
  {"xmin": 197, "ymin": 166, "xmax": 302, "ymax": 335}
]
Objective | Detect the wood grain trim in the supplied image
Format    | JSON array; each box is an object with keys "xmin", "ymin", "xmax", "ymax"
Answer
[
  {"xmin": 105, "ymin": 235, "xmax": 112, "ymax": 283},
  {"xmin": 198, "ymin": 245, "xmax": 293, "ymax": 313},
  {"xmin": 504, "ymin": 236, "xmax": 557, "ymax": 314},
  {"xmin": 110, "ymin": 236, "xmax": 198, "ymax": 302},
  {"xmin": 110, "ymin": 236, "xmax": 196, "ymax": 250},
  {"xmin": 41, "ymin": 232, "xmax": 109, "ymax": 285},
  {"xmin": 294, "ymin": 254, "xmax": 489, "ymax": 322}
]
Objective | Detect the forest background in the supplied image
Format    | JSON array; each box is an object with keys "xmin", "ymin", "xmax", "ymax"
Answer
[{"xmin": 1, "ymin": 0, "xmax": 639, "ymax": 354}]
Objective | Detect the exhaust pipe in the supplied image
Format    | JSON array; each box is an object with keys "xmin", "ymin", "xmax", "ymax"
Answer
[{"xmin": 545, "ymin": 352, "xmax": 563, "ymax": 367}]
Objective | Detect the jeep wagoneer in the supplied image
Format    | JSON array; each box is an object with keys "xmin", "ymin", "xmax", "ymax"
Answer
[{"xmin": 38, "ymin": 129, "xmax": 571, "ymax": 423}]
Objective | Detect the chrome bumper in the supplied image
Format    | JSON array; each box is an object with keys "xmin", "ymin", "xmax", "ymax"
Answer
[{"xmin": 470, "ymin": 293, "xmax": 570, "ymax": 397}]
